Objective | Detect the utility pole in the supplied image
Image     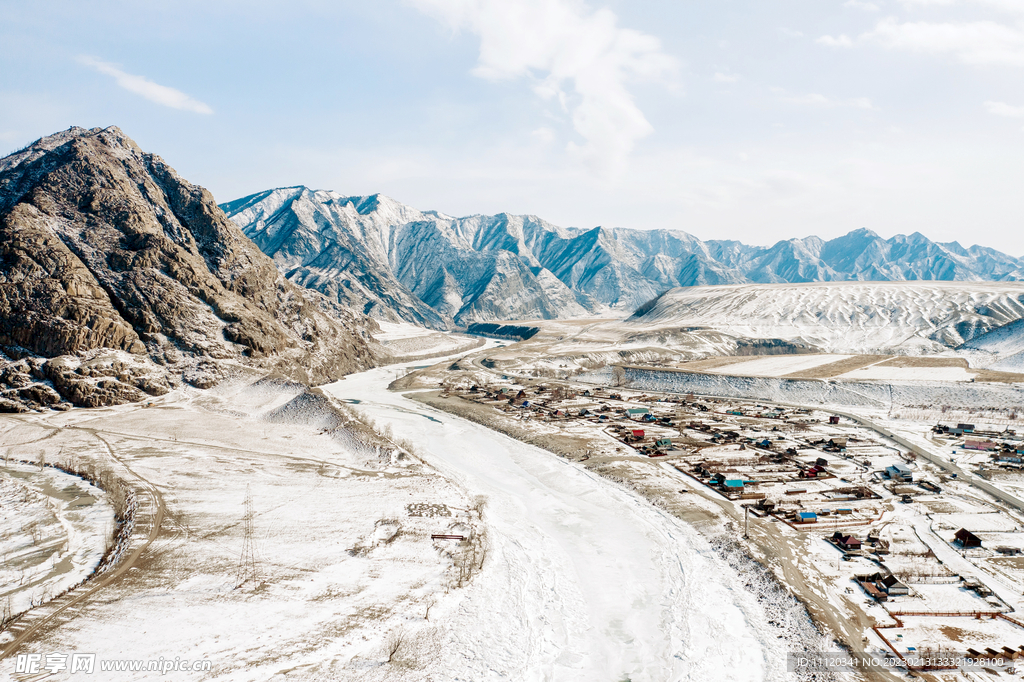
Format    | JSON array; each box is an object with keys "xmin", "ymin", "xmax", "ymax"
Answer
[
  {"xmin": 237, "ymin": 485, "xmax": 261, "ymax": 587},
  {"xmin": 744, "ymin": 505, "xmax": 749, "ymax": 539}
]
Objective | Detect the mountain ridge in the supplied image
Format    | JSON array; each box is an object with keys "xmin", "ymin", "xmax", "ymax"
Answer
[{"xmin": 223, "ymin": 186, "xmax": 1024, "ymax": 329}]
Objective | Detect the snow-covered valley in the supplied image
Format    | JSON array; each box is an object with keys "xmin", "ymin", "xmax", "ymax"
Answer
[{"xmin": 1, "ymin": 355, "xmax": 819, "ymax": 681}]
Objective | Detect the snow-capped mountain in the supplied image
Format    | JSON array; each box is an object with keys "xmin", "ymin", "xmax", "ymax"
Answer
[{"xmin": 222, "ymin": 187, "xmax": 1024, "ymax": 328}]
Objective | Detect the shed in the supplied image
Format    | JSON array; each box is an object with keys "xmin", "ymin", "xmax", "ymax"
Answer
[
  {"xmin": 829, "ymin": 416, "xmax": 840, "ymax": 424},
  {"xmin": 631, "ymin": 429, "xmax": 645, "ymax": 439},
  {"xmin": 958, "ymin": 423, "xmax": 976, "ymax": 433},
  {"xmin": 954, "ymin": 528, "xmax": 982, "ymax": 548},
  {"xmin": 797, "ymin": 512, "xmax": 818, "ymax": 524},
  {"xmin": 655, "ymin": 438, "xmax": 672, "ymax": 448}
]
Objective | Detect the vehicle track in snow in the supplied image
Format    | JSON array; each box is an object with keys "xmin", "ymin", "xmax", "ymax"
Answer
[{"xmin": 0, "ymin": 415, "xmax": 167, "ymax": 660}]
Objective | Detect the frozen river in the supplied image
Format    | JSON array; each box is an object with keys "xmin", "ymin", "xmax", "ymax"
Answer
[{"xmin": 324, "ymin": 364, "xmax": 787, "ymax": 681}]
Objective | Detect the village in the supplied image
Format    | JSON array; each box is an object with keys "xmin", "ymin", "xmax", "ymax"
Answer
[{"xmin": 440, "ymin": 378, "xmax": 1024, "ymax": 677}]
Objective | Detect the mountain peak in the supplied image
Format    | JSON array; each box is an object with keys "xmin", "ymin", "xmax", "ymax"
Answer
[{"xmin": 0, "ymin": 126, "xmax": 381, "ymax": 411}]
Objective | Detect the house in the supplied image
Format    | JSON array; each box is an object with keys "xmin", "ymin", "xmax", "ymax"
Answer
[
  {"xmin": 631, "ymin": 429, "xmax": 645, "ymax": 439},
  {"xmin": 829, "ymin": 416, "xmax": 840, "ymax": 425},
  {"xmin": 881, "ymin": 575, "xmax": 909, "ymax": 595},
  {"xmin": 724, "ymin": 479, "xmax": 745, "ymax": 491},
  {"xmin": 965, "ymin": 439, "xmax": 998, "ymax": 451},
  {"xmin": 655, "ymin": 438, "xmax": 672, "ymax": 448},
  {"xmin": 832, "ymin": 532, "xmax": 862, "ymax": 551},
  {"xmin": 954, "ymin": 528, "xmax": 982, "ymax": 548},
  {"xmin": 815, "ymin": 457, "xmax": 829, "ymax": 467},
  {"xmin": 726, "ymin": 409, "xmax": 743, "ymax": 416},
  {"xmin": 886, "ymin": 463, "xmax": 913, "ymax": 482},
  {"xmin": 828, "ymin": 437, "xmax": 848, "ymax": 450},
  {"xmin": 797, "ymin": 512, "xmax": 818, "ymax": 524},
  {"xmin": 627, "ymin": 408, "xmax": 650, "ymax": 419},
  {"xmin": 958, "ymin": 423, "xmax": 976, "ymax": 433}
]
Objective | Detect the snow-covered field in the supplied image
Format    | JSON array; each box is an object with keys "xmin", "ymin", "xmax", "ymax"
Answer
[
  {"xmin": 0, "ymin": 462, "xmax": 113, "ymax": 622},
  {"xmin": 706, "ymin": 354, "xmax": 853, "ymax": 377},
  {"xmin": 1, "ymin": 376, "xmax": 485, "ymax": 680},
  {"xmin": 373, "ymin": 321, "xmax": 482, "ymax": 358},
  {"xmin": 837, "ymin": 365, "xmax": 975, "ymax": 382}
]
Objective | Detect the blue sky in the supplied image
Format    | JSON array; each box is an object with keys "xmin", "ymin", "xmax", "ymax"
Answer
[{"xmin": 2, "ymin": 0, "xmax": 1023, "ymax": 254}]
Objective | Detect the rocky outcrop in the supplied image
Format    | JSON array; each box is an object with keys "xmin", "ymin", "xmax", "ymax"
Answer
[{"xmin": 0, "ymin": 126, "xmax": 383, "ymax": 411}]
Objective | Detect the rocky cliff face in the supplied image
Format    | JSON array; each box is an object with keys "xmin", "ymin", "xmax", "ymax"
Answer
[
  {"xmin": 224, "ymin": 188, "xmax": 1024, "ymax": 330},
  {"xmin": 0, "ymin": 127, "xmax": 381, "ymax": 411}
]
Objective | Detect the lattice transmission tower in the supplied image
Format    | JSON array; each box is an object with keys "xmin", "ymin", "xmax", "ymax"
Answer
[{"xmin": 237, "ymin": 485, "xmax": 262, "ymax": 587}]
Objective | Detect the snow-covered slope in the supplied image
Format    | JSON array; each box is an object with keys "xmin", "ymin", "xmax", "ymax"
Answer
[
  {"xmin": 960, "ymin": 317, "xmax": 1024, "ymax": 371},
  {"xmin": 627, "ymin": 281, "xmax": 1024, "ymax": 354},
  {"xmin": 223, "ymin": 188, "xmax": 1024, "ymax": 329}
]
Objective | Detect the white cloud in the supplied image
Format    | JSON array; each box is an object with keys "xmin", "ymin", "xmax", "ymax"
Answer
[
  {"xmin": 899, "ymin": 0, "xmax": 1024, "ymax": 12},
  {"xmin": 783, "ymin": 93, "xmax": 876, "ymax": 109},
  {"xmin": 407, "ymin": 0, "xmax": 677, "ymax": 176},
  {"xmin": 862, "ymin": 17, "xmax": 1024, "ymax": 65},
  {"xmin": 985, "ymin": 100, "xmax": 1024, "ymax": 116},
  {"xmin": 845, "ymin": 0, "xmax": 881, "ymax": 11},
  {"xmin": 77, "ymin": 56, "xmax": 213, "ymax": 114},
  {"xmin": 713, "ymin": 71, "xmax": 740, "ymax": 82},
  {"xmin": 816, "ymin": 34, "xmax": 855, "ymax": 47}
]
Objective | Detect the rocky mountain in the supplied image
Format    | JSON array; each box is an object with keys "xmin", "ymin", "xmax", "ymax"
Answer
[
  {"xmin": 0, "ymin": 127, "xmax": 381, "ymax": 412},
  {"xmin": 223, "ymin": 188, "xmax": 1024, "ymax": 329}
]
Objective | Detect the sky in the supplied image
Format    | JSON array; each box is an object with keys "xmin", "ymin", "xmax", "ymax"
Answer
[{"xmin": 1, "ymin": 0, "xmax": 1023, "ymax": 254}]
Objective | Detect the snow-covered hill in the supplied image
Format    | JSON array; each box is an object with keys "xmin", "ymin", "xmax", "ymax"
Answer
[
  {"xmin": 627, "ymin": 281, "xmax": 1024, "ymax": 355},
  {"xmin": 960, "ymin": 318, "xmax": 1024, "ymax": 371},
  {"xmin": 222, "ymin": 187, "xmax": 1024, "ymax": 328}
]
